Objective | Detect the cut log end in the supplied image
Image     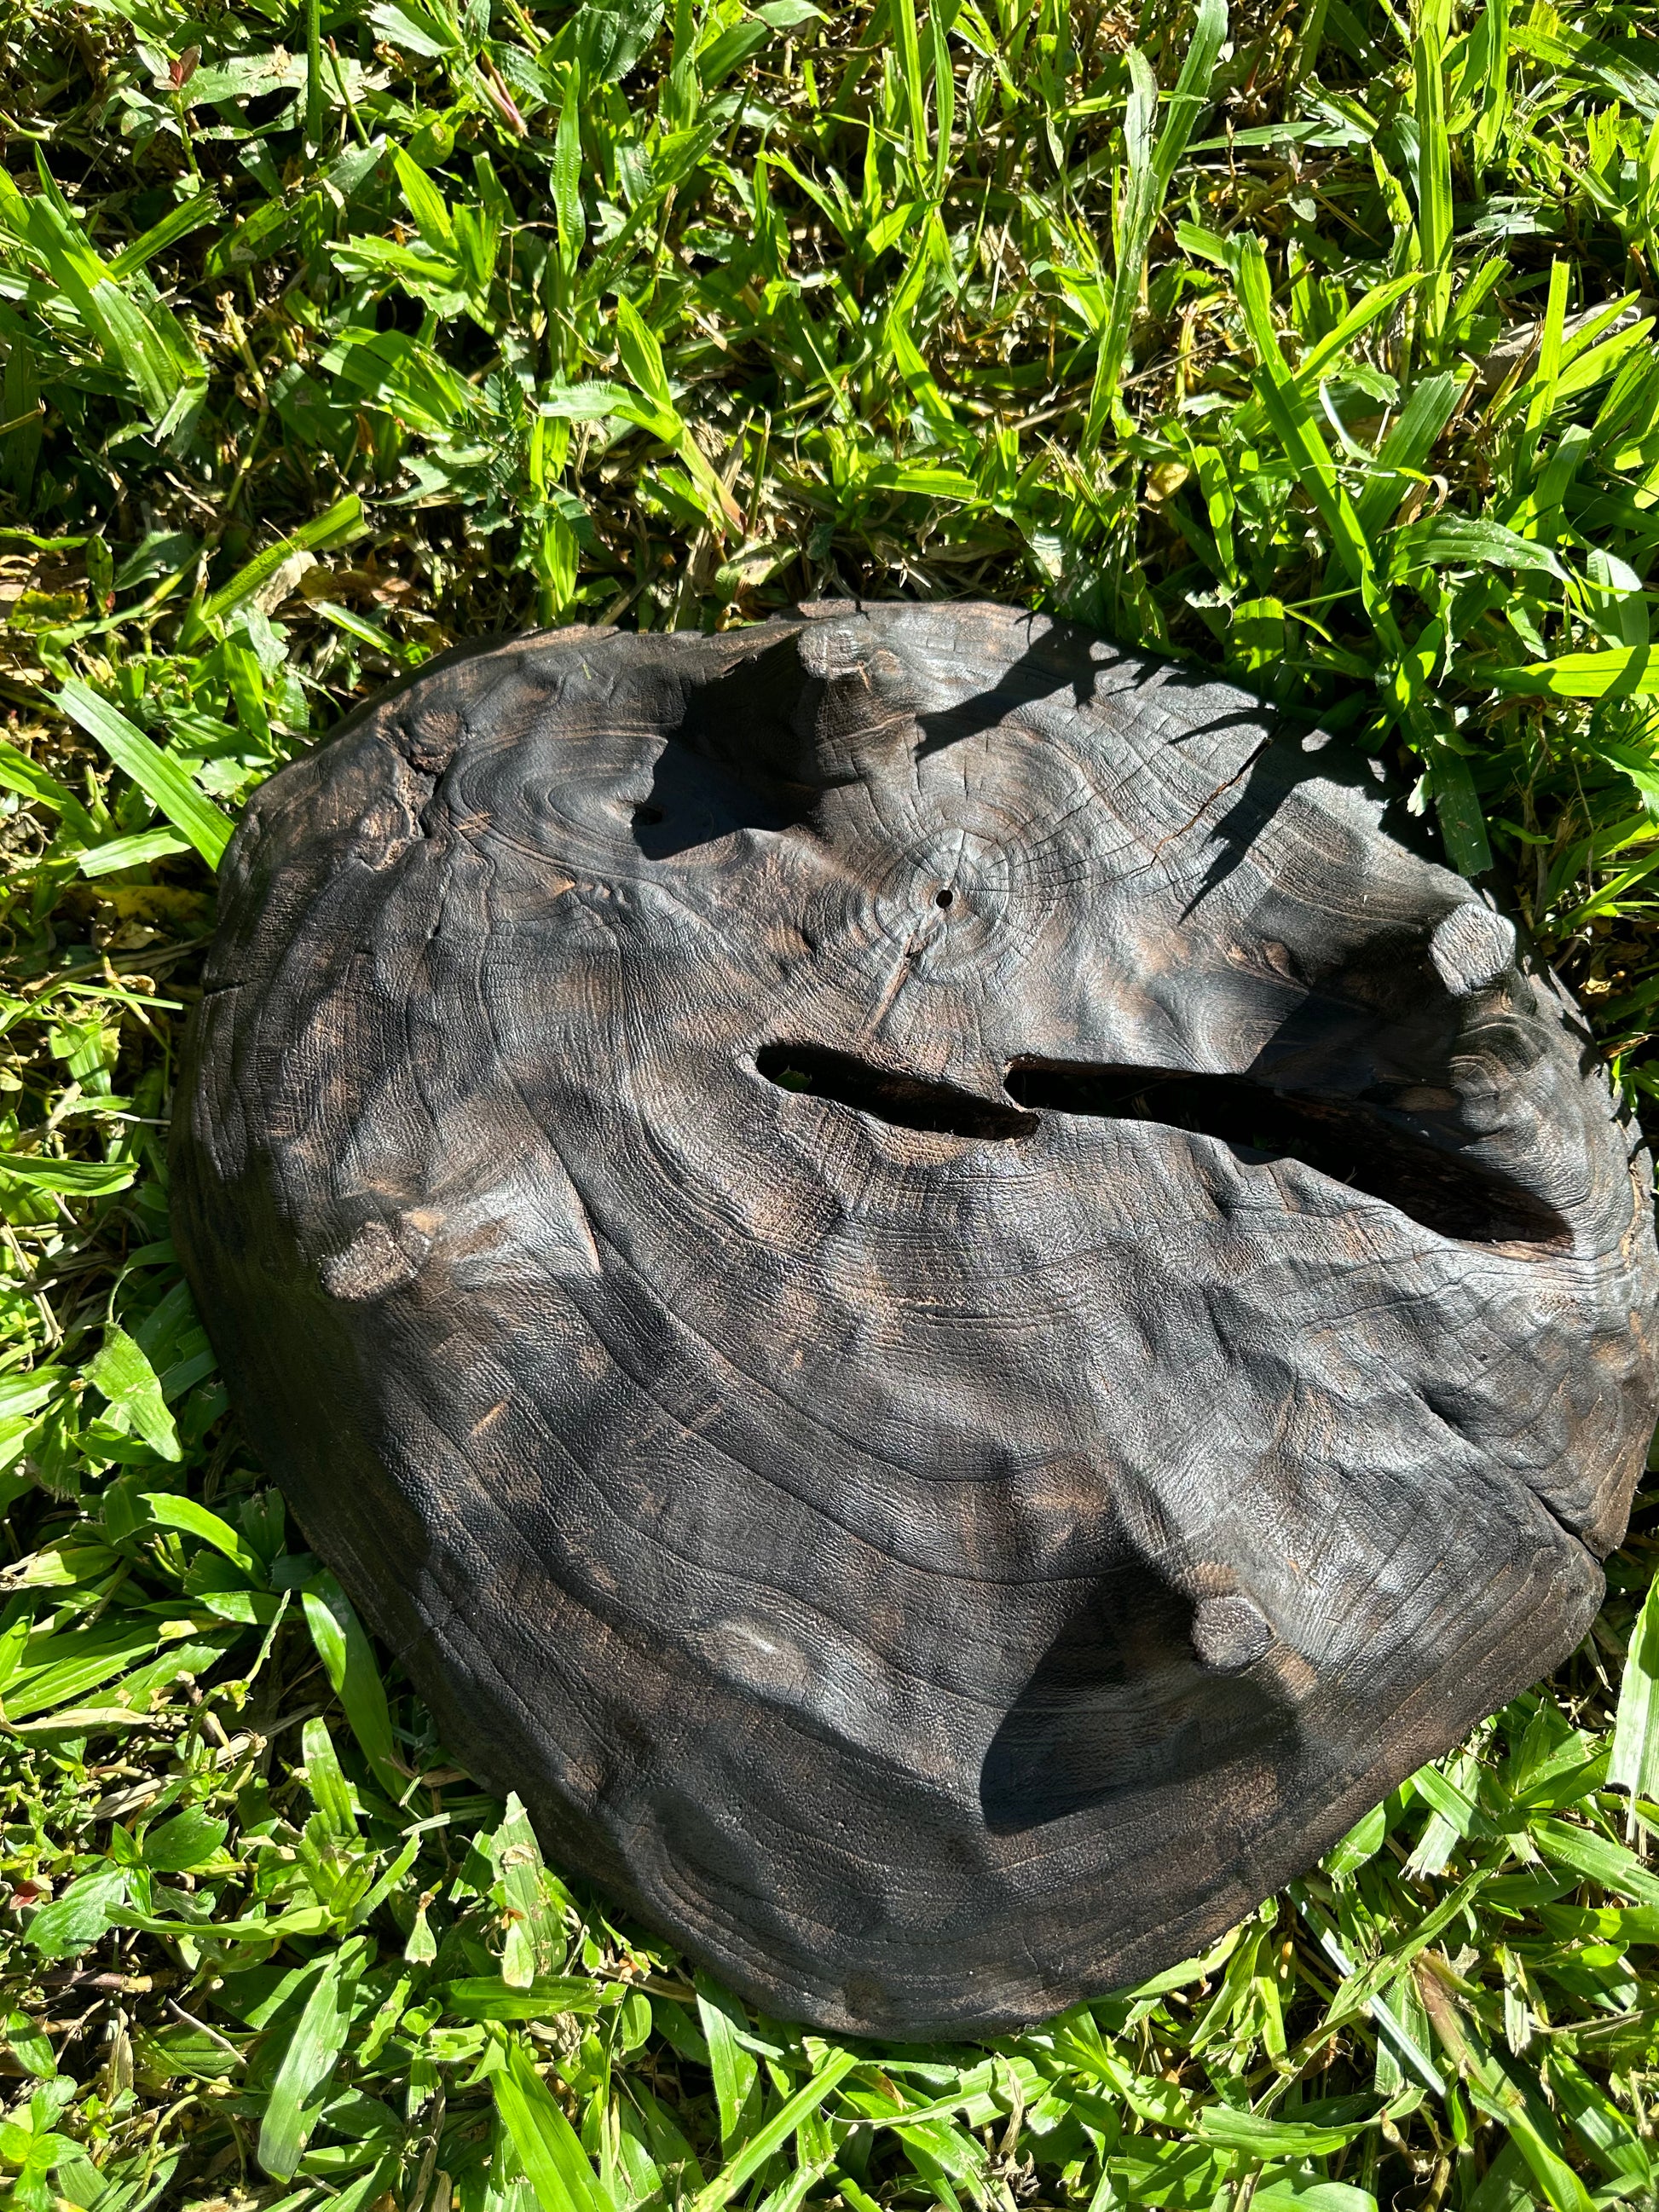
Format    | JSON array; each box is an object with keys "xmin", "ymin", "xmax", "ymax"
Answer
[{"xmin": 172, "ymin": 603, "xmax": 1659, "ymax": 2034}]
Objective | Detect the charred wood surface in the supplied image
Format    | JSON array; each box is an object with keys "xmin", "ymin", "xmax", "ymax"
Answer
[{"xmin": 173, "ymin": 603, "xmax": 1659, "ymax": 2034}]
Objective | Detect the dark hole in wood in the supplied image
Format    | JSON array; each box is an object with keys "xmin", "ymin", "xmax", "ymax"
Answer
[
  {"xmin": 1004, "ymin": 1059, "xmax": 1567, "ymax": 1245},
  {"xmin": 980, "ymin": 1575, "xmax": 1296, "ymax": 1834},
  {"xmin": 936, "ymin": 888, "xmax": 954, "ymax": 908},
  {"xmin": 758, "ymin": 1044, "xmax": 1039, "ymax": 1142},
  {"xmin": 633, "ymin": 741, "xmax": 805, "ymax": 857}
]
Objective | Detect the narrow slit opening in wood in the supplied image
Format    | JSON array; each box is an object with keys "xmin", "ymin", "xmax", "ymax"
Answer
[
  {"xmin": 757, "ymin": 1043, "xmax": 1038, "ymax": 1142},
  {"xmin": 1003, "ymin": 1059, "xmax": 1567, "ymax": 1245}
]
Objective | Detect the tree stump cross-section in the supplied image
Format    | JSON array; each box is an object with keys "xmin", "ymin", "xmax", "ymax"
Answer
[{"xmin": 173, "ymin": 602, "xmax": 1659, "ymax": 2035}]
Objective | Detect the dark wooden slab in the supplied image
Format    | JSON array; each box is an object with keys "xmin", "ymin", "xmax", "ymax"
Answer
[{"xmin": 171, "ymin": 603, "xmax": 1659, "ymax": 2034}]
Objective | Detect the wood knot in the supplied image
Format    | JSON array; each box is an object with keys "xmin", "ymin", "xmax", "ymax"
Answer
[
  {"xmin": 1191, "ymin": 1593, "xmax": 1273, "ymax": 1673},
  {"xmin": 320, "ymin": 1217, "xmax": 431, "ymax": 1302},
  {"xmin": 399, "ymin": 707, "xmax": 461, "ymax": 777},
  {"xmin": 1430, "ymin": 904, "xmax": 1517, "ymax": 998}
]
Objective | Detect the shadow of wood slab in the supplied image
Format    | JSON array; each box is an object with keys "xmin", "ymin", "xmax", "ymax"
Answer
[{"xmin": 171, "ymin": 601, "xmax": 1659, "ymax": 2036}]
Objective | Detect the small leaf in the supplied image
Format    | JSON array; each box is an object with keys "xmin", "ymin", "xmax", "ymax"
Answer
[
  {"xmin": 488, "ymin": 1793, "xmax": 566, "ymax": 1987},
  {"xmin": 25, "ymin": 1863, "xmax": 127, "ymax": 1960},
  {"xmin": 142, "ymin": 1807, "xmax": 230, "ymax": 1873},
  {"xmin": 540, "ymin": 381, "xmax": 632, "ymax": 419},
  {"xmin": 3, "ymin": 2013, "xmax": 57, "ymax": 2080},
  {"xmin": 367, "ymin": 1, "xmax": 464, "ymax": 58},
  {"xmin": 298, "ymin": 1713, "xmax": 362, "ymax": 1840},
  {"xmin": 142, "ymin": 1493, "xmax": 263, "ymax": 1580},
  {"xmin": 1252, "ymin": 2184, "xmax": 1379, "ymax": 2212},
  {"xmin": 86, "ymin": 1326, "xmax": 180, "ymax": 1462},
  {"xmin": 405, "ymin": 1897, "xmax": 437, "ymax": 1964}
]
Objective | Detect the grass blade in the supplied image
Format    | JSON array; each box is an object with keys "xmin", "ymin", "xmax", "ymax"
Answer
[
  {"xmin": 187, "ymin": 491, "xmax": 366, "ymax": 638},
  {"xmin": 1413, "ymin": 0, "xmax": 1453, "ymax": 346},
  {"xmin": 55, "ymin": 681, "xmax": 232, "ymax": 867},
  {"xmin": 86, "ymin": 1325, "xmax": 180, "ymax": 1462},
  {"xmin": 257, "ymin": 1938, "xmax": 368, "ymax": 2179},
  {"xmin": 0, "ymin": 736, "xmax": 96, "ymax": 838},
  {"xmin": 690, "ymin": 2047, "xmax": 860, "ymax": 2212},
  {"xmin": 142, "ymin": 1493, "xmax": 259, "ymax": 1579},
  {"xmin": 1488, "ymin": 645, "xmax": 1658, "ymax": 698},
  {"xmin": 1084, "ymin": 0, "xmax": 1226, "ymax": 451},
  {"xmin": 301, "ymin": 1571, "xmax": 402, "ymax": 1800},
  {"xmin": 1609, "ymin": 1569, "xmax": 1659, "ymax": 1828},
  {"xmin": 695, "ymin": 1977, "xmax": 761, "ymax": 2152},
  {"xmin": 1471, "ymin": 0, "xmax": 1511, "ymax": 168},
  {"xmin": 493, "ymin": 2036, "xmax": 616, "ymax": 2212},
  {"xmin": 304, "ymin": 0, "xmax": 325, "ymax": 147},
  {"xmin": 1233, "ymin": 239, "xmax": 1394, "ymax": 638},
  {"xmin": 893, "ymin": 0, "xmax": 928, "ymax": 176},
  {"xmin": 555, "ymin": 62, "xmax": 583, "ymax": 274}
]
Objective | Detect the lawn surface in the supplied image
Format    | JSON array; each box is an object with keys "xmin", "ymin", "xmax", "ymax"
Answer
[{"xmin": 3, "ymin": 1, "xmax": 1659, "ymax": 2208}]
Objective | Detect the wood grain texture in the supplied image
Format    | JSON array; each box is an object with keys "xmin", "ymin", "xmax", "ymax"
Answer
[{"xmin": 171, "ymin": 602, "xmax": 1659, "ymax": 2034}]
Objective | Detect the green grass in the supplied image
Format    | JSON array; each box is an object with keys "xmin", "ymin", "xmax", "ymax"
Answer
[{"xmin": 3, "ymin": 0, "xmax": 1659, "ymax": 2207}]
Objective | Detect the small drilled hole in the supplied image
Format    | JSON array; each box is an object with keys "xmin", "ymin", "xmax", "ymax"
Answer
[{"xmin": 935, "ymin": 888, "xmax": 954, "ymax": 909}]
